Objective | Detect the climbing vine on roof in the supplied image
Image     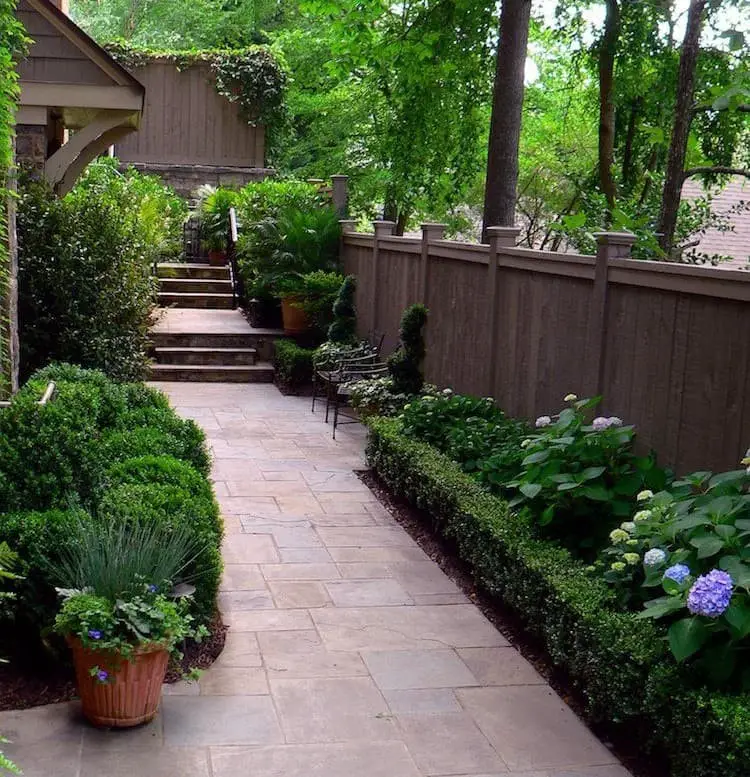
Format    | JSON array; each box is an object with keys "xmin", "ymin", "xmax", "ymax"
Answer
[{"xmin": 106, "ymin": 42, "xmax": 287, "ymax": 134}]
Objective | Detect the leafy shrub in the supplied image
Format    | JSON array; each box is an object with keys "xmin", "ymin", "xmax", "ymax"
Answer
[
  {"xmin": 388, "ymin": 304, "xmax": 428, "ymax": 395},
  {"xmin": 400, "ymin": 390, "xmax": 529, "ymax": 479},
  {"xmin": 348, "ymin": 376, "xmax": 425, "ymax": 418},
  {"xmin": 286, "ymin": 271, "xmax": 344, "ymax": 340},
  {"xmin": 600, "ymin": 470, "xmax": 750, "ymax": 686},
  {"xmin": 105, "ymin": 455, "xmax": 214, "ymax": 503},
  {"xmin": 313, "ymin": 340, "xmax": 367, "ymax": 371},
  {"xmin": 327, "ymin": 275, "xmax": 357, "ymax": 344},
  {"xmin": 274, "ymin": 339, "xmax": 314, "ymax": 390},
  {"xmin": 196, "ymin": 186, "xmax": 237, "ymax": 252},
  {"xmin": 17, "ymin": 175, "xmax": 158, "ymax": 380},
  {"xmin": 235, "ymin": 179, "xmax": 322, "ymax": 225},
  {"xmin": 238, "ymin": 204, "xmax": 341, "ymax": 298},
  {"xmin": 366, "ymin": 416, "xmax": 750, "ymax": 777},
  {"xmin": 507, "ymin": 395, "xmax": 668, "ymax": 552}
]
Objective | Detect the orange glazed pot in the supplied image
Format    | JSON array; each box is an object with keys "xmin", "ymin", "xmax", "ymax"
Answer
[
  {"xmin": 281, "ymin": 296, "xmax": 309, "ymax": 336},
  {"xmin": 68, "ymin": 637, "xmax": 169, "ymax": 728}
]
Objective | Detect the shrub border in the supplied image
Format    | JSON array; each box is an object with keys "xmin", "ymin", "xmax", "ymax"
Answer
[{"xmin": 366, "ymin": 417, "xmax": 750, "ymax": 777}]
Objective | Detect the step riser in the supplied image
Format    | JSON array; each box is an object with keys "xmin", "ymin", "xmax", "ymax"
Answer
[
  {"xmin": 149, "ymin": 366, "xmax": 274, "ymax": 383},
  {"xmin": 155, "ymin": 350, "xmax": 257, "ymax": 366},
  {"xmin": 160, "ymin": 279, "xmax": 233, "ymax": 294},
  {"xmin": 158, "ymin": 294, "xmax": 234, "ymax": 309},
  {"xmin": 151, "ymin": 333, "xmax": 281, "ymax": 361},
  {"xmin": 157, "ymin": 264, "xmax": 230, "ymax": 280}
]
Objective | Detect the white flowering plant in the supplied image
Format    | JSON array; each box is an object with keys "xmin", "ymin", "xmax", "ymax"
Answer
[
  {"xmin": 347, "ymin": 377, "xmax": 438, "ymax": 419},
  {"xmin": 507, "ymin": 394, "xmax": 668, "ymax": 551},
  {"xmin": 400, "ymin": 392, "xmax": 530, "ymax": 477}
]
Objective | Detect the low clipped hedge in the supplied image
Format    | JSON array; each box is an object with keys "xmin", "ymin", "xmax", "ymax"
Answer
[
  {"xmin": 0, "ymin": 365, "xmax": 222, "ymax": 640},
  {"xmin": 274, "ymin": 339, "xmax": 314, "ymax": 391},
  {"xmin": 366, "ymin": 417, "xmax": 750, "ymax": 777}
]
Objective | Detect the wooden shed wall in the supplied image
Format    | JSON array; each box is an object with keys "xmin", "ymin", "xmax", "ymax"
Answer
[{"xmin": 114, "ymin": 62, "xmax": 265, "ymax": 168}]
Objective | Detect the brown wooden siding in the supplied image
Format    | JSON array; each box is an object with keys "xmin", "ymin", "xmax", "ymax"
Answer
[
  {"xmin": 17, "ymin": 0, "xmax": 113, "ymax": 86},
  {"xmin": 342, "ymin": 231, "xmax": 750, "ymax": 474},
  {"xmin": 114, "ymin": 61, "xmax": 265, "ymax": 168}
]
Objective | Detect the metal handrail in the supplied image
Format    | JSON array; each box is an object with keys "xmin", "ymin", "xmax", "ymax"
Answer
[
  {"xmin": 0, "ymin": 380, "xmax": 56, "ymax": 409},
  {"xmin": 227, "ymin": 206, "xmax": 243, "ymax": 310}
]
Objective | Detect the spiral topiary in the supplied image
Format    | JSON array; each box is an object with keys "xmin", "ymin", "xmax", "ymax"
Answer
[
  {"xmin": 387, "ymin": 303, "xmax": 428, "ymax": 395},
  {"xmin": 327, "ymin": 275, "xmax": 357, "ymax": 344}
]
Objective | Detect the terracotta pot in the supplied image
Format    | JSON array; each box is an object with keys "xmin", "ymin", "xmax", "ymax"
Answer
[
  {"xmin": 281, "ymin": 296, "xmax": 309, "ymax": 336},
  {"xmin": 208, "ymin": 249, "xmax": 226, "ymax": 266},
  {"xmin": 68, "ymin": 637, "xmax": 169, "ymax": 728}
]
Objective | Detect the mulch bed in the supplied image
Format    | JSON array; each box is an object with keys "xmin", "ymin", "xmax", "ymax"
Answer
[
  {"xmin": 0, "ymin": 616, "xmax": 227, "ymax": 711},
  {"xmin": 358, "ymin": 468, "xmax": 669, "ymax": 777}
]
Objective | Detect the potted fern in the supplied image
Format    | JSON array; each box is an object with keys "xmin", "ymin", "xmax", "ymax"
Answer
[
  {"xmin": 198, "ymin": 187, "xmax": 237, "ymax": 266},
  {"xmin": 51, "ymin": 520, "xmax": 206, "ymax": 728}
]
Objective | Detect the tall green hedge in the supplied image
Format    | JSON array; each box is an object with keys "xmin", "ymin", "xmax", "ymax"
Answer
[{"xmin": 366, "ymin": 417, "xmax": 750, "ymax": 777}]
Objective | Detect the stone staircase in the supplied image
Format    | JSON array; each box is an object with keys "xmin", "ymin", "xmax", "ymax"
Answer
[{"xmin": 150, "ymin": 263, "xmax": 280, "ymax": 383}]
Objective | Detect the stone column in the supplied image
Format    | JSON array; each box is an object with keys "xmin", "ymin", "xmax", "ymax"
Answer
[{"xmin": 15, "ymin": 125, "xmax": 47, "ymax": 176}]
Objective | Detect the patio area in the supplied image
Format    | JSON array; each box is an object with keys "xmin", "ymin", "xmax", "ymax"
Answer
[{"xmin": 0, "ymin": 382, "xmax": 630, "ymax": 777}]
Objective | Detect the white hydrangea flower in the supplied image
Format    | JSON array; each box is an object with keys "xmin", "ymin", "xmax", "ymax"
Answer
[
  {"xmin": 637, "ymin": 490, "xmax": 653, "ymax": 502},
  {"xmin": 609, "ymin": 529, "xmax": 630, "ymax": 544},
  {"xmin": 442, "ymin": 388, "xmax": 453, "ymax": 396},
  {"xmin": 620, "ymin": 521, "xmax": 636, "ymax": 533},
  {"xmin": 520, "ymin": 439, "xmax": 532, "ymax": 448},
  {"xmin": 608, "ymin": 416, "xmax": 623, "ymax": 427},
  {"xmin": 634, "ymin": 509, "xmax": 652, "ymax": 523},
  {"xmin": 644, "ymin": 548, "xmax": 667, "ymax": 567},
  {"xmin": 564, "ymin": 393, "xmax": 578, "ymax": 402},
  {"xmin": 623, "ymin": 552, "xmax": 641, "ymax": 566},
  {"xmin": 535, "ymin": 416, "xmax": 552, "ymax": 428}
]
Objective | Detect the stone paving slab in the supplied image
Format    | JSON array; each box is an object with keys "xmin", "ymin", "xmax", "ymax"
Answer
[{"xmin": 2, "ymin": 383, "xmax": 631, "ymax": 777}]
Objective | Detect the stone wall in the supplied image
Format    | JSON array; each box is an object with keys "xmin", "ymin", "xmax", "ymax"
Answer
[
  {"xmin": 15, "ymin": 124, "xmax": 46, "ymax": 174},
  {"xmin": 120, "ymin": 162, "xmax": 274, "ymax": 197}
]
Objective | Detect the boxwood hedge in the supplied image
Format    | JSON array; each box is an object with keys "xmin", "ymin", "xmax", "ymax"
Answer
[{"xmin": 366, "ymin": 416, "xmax": 750, "ymax": 777}]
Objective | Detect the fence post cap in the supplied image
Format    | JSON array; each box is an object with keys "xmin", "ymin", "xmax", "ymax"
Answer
[
  {"xmin": 485, "ymin": 226, "xmax": 521, "ymax": 247},
  {"xmin": 331, "ymin": 174, "xmax": 349, "ymax": 181},
  {"xmin": 339, "ymin": 219, "xmax": 358, "ymax": 233},
  {"xmin": 421, "ymin": 223, "xmax": 446, "ymax": 239},
  {"xmin": 373, "ymin": 220, "xmax": 396, "ymax": 235},
  {"xmin": 593, "ymin": 231, "xmax": 637, "ymax": 246}
]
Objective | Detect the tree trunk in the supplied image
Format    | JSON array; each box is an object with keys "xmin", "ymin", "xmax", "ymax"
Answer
[
  {"xmin": 598, "ymin": 0, "xmax": 620, "ymax": 218},
  {"xmin": 1, "ymin": 137, "xmax": 19, "ymax": 397},
  {"xmin": 657, "ymin": 0, "xmax": 708, "ymax": 256},
  {"xmin": 481, "ymin": 0, "xmax": 532, "ymax": 241}
]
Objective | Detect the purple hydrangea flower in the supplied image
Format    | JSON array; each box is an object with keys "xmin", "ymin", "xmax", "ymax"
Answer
[
  {"xmin": 88, "ymin": 629, "xmax": 102, "ymax": 640},
  {"xmin": 96, "ymin": 670, "xmax": 109, "ymax": 682},
  {"xmin": 663, "ymin": 564, "xmax": 691, "ymax": 584},
  {"xmin": 592, "ymin": 417, "xmax": 609, "ymax": 431},
  {"xmin": 687, "ymin": 569, "xmax": 734, "ymax": 618},
  {"xmin": 535, "ymin": 416, "xmax": 552, "ymax": 428}
]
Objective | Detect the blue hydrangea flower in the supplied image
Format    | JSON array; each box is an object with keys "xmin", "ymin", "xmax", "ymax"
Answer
[
  {"xmin": 644, "ymin": 548, "xmax": 667, "ymax": 567},
  {"xmin": 687, "ymin": 569, "xmax": 734, "ymax": 618},
  {"xmin": 663, "ymin": 564, "xmax": 691, "ymax": 584},
  {"xmin": 96, "ymin": 670, "xmax": 109, "ymax": 682},
  {"xmin": 147, "ymin": 584, "xmax": 158, "ymax": 593},
  {"xmin": 88, "ymin": 629, "xmax": 102, "ymax": 640}
]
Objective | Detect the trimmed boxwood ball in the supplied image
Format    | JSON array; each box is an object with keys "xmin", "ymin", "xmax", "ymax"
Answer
[{"xmin": 365, "ymin": 417, "xmax": 750, "ymax": 777}]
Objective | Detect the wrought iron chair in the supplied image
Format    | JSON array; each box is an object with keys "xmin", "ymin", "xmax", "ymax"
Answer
[{"xmin": 331, "ymin": 359, "xmax": 389, "ymax": 439}]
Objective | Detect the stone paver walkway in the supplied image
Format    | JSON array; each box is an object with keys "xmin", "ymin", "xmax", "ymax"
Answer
[{"xmin": 1, "ymin": 383, "xmax": 631, "ymax": 777}]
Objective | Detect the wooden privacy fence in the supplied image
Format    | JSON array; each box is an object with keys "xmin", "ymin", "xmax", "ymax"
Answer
[{"xmin": 340, "ymin": 221, "xmax": 750, "ymax": 475}]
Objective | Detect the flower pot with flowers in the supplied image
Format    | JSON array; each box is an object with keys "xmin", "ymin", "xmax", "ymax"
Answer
[{"xmin": 50, "ymin": 519, "xmax": 206, "ymax": 728}]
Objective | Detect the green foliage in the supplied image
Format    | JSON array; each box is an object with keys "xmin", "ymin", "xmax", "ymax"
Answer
[
  {"xmin": 327, "ymin": 275, "xmax": 357, "ymax": 344},
  {"xmin": 400, "ymin": 391, "xmax": 529, "ymax": 480},
  {"xmin": 273, "ymin": 339, "xmax": 314, "ymax": 390},
  {"xmin": 49, "ymin": 517, "xmax": 202, "ymax": 605},
  {"xmin": 366, "ymin": 416, "xmax": 750, "ymax": 777},
  {"xmin": 197, "ymin": 186, "xmax": 237, "ymax": 252},
  {"xmin": 507, "ymin": 396, "xmax": 668, "ymax": 551},
  {"xmin": 387, "ymin": 304, "xmax": 428, "ymax": 395},
  {"xmin": 54, "ymin": 588, "xmax": 196, "ymax": 660},
  {"xmin": 287, "ymin": 271, "xmax": 344, "ymax": 339},
  {"xmin": 348, "ymin": 376, "xmax": 438, "ymax": 419},
  {"xmin": 238, "ymin": 203, "xmax": 341, "ymax": 298},
  {"xmin": 16, "ymin": 173, "xmax": 159, "ymax": 381}
]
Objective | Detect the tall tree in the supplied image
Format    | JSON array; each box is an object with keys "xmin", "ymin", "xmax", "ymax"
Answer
[
  {"xmin": 657, "ymin": 0, "xmax": 709, "ymax": 255},
  {"xmin": 597, "ymin": 0, "xmax": 621, "ymax": 215},
  {"xmin": 482, "ymin": 0, "xmax": 532, "ymax": 239}
]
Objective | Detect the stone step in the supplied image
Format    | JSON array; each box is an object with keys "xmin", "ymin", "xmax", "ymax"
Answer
[
  {"xmin": 159, "ymin": 278, "xmax": 233, "ymax": 294},
  {"xmin": 150, "ymin": 330, "xmax": 284, "ymax": 362},
  {"xmin": 154, "ymin": 346, "xmax": 258, "ymax": 366},
  {"xmin": 158, "ymin": 292, "xmax": 234, "ymax": 309},
  {"xmin": 149, "ymin": 362, "xmax": 274, "ymax": 383},
  {"xmin": 156, "ymin": 263, "xmax": 230, "ymax": 281}
]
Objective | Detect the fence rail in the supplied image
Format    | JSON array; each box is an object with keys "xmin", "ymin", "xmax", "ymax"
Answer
[{"xmin": 341, "ymin": 222, "xmax": 750, "ymax": 474}]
